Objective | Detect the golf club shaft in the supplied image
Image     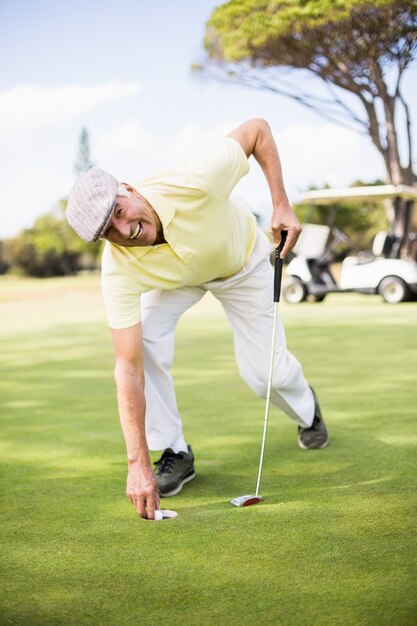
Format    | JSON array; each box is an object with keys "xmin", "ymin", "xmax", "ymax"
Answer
[
  {"xmin": 255, "ymin": 300, "xmax": 279, "ymax": 496},
  {"xmin": 255, "ymin": 232, "xmax": 287, "ymax": 497}
]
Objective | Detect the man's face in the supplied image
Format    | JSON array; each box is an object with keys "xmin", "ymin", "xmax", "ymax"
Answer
[{"xmin": 103, "ymin": 186, "xmax": 161, "ymax": 247}]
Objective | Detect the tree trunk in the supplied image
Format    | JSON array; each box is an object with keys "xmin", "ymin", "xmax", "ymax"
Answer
[
  {"xmin": 383, "ymin": 96, "xmax": 402, "ymax": 186},
  {"xmin": 365, "ymin": 63, "xmax": 416, "ymax": 258}
]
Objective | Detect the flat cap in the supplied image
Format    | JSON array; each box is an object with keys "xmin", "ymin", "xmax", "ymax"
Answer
[{"xmin": 66, "ymin": 167, "xmax": 119, "ymax": 242}]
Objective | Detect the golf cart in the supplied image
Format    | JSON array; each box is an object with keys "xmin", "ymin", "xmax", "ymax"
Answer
[{"xmin": 283, "ymin": 185, "xmax": 417, "ymax": 304}]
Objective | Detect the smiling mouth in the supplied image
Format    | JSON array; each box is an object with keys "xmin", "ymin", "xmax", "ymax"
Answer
[{"xmin": 130, "ymin": 222, "xmax": 143, "ymax": 240}]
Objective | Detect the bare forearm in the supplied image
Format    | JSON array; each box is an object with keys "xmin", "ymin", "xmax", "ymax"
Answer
[
  {"xmin": 115, "ymin": 371, "xmax": 149, "ymax": 468},
  {"xmin": 228, "ymin": 118, "xmax": 300, "ymax": 254},
  {"xmin": 230, "ymin": 117, "xmax": 301, "ymax": 255},
  {"xmin": 111, "ymin": 325, "xmax": 159, "ymax": 518},
  {"xmin": 252, "ymin": 119, "xmax": 290, "ymax": 210},
  {"xmin": 115, "ymin": 370, "xmax": 159, "ymax": 518}
]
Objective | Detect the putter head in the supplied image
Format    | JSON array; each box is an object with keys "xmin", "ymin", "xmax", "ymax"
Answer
[{"xmin": 231, "ymin": 495, "xmax": 263, "ymax": 507}]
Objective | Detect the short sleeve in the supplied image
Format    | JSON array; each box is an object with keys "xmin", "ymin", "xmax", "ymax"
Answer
[
  {"xmin": 182, "ymin": 137, "xmax": 249, "ymax": 199},
  {"xmin": 101, "ymin": 244, "xmax": 142, "ymax": 329}
]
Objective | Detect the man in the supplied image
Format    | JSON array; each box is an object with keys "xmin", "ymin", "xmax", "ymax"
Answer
[{"xmin": 66, "ymin": 118, "xmax": 329, "ymax": 520}]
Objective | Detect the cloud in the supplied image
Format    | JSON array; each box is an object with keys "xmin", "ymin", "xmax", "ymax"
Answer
[
  {"xmin": 95, "ymin": 119, "xmax": 371, "ymax": 227},
  {"xmin": 277, "ymin": 122, "xmax": 385, "ymax": 195},
  {"xmin": 94, "ymin": 120, "xmax": 159, "ymax": 177},
  {"xmin": 0, "ymin": 163, "xmax": 72, "ymax": 238},
  {"xmin": 158, "ymin": 120, "xmax": 384, "ymax": 205},
  {"xmin": 0, "ymin": 117, "xmax": 385, "ymax": 238},
  {"xmin": 169, "ymin": 120, "xmax": 237, "ymax": 159},
  {"xmin": 93, "ymin": 119, "xmax": 241, "ymax": 182},
  {"xmin": 0, "ymin": 82, "xmax": 142, "ymax": 133}
]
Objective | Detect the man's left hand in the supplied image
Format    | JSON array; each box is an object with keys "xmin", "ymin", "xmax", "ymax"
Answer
[{"xmin": 271, "ymin": 203, "xmax": 302, "ymax": 258}]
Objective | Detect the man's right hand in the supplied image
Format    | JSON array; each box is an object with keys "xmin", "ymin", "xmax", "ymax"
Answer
[{"xmin": 126, "ymin": 461, "xmax": 160, "ymax": 520}]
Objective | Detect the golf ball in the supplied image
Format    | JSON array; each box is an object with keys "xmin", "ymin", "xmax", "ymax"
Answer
[{"xmin": 154, "ymin": 510, "xmax": 163, "ymax": 521}]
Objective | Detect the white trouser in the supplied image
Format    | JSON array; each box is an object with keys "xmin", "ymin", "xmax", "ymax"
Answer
[{"xmin": 141, "ymin": 229, "xmax": 315, "ymax": 451}]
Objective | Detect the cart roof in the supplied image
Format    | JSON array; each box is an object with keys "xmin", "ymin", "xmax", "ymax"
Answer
[{"xmin": 300, "ymin": 184, "xmax": 417, "ymax": 204}]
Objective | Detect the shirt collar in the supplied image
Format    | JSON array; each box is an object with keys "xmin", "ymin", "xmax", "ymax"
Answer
[
  {"xmin": 138, "ymin": 188, "xmax": 176, "ymax": 229},
  {"xmin": 109, "ymin": 188, "xmax": 189, "ymax": 262}
]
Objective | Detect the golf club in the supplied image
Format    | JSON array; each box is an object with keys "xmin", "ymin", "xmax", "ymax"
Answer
[{"xmin": 231, "ymin": 230, "xmax": 288, "ymax": 508}]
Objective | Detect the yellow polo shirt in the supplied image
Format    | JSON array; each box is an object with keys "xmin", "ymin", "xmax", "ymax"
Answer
[{"xmin": 101, "ymin": 137, "xmax": 257, "ymax": 329}]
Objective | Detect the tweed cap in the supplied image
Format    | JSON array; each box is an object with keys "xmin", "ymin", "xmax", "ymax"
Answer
[{"xmin": 66, "ymin": 167, "xmax": 119, "ymax": 242}]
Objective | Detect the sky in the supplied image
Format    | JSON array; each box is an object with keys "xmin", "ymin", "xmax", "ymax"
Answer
[{"xmin": 0, "ymin": 0, "xmax": 416, "ymax": 239}]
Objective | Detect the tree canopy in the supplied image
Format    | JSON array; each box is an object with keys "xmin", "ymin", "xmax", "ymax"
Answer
[
  {"xmin": 3, "ymin": 205, "xmax": 101, "ymax": 277},
  {"xmin": 74, "ymin": 127, "xmax": 94, "ymax": 177},
  {"xmin": 203, "ymin": 0, "xmax": 417, "ymax": 188}
]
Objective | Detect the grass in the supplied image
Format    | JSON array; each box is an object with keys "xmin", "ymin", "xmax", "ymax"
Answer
[{"xmin": 0, "ymin": 275, "xmax": 416, "ymax": 626}]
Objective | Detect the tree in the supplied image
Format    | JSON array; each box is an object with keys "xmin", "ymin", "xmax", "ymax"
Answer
[
  {"xmin": 294, "ymin": 181, "xmax": 389, "ymax": 254},
  {"xmin": 74, "ymin": 127, "xmax": 94, "ymax": 177},
  {"xmin": 0, "ymin": 241, "xmax": 10, "ymax": 275},
  {"xmin": 3, "ymin": 206, "xmax": 101, "ymax": 277},
  {"xmin": 199, "ymin": 0, "xmax": 417, "ymax": 253}
]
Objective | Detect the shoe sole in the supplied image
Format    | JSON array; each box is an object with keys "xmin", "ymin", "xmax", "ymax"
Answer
[
  {"xmin": 298, "ymin": 436, "xmax": 330, "ymax": 450},
  {"xmin": 159, "ymin": 471, "xmax": 196, "ymax": 498}
]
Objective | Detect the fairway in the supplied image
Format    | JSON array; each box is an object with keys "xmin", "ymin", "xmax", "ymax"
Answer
[{"xmin": 1, "ymin": 276, "xmax": 416, "ymax": 626}]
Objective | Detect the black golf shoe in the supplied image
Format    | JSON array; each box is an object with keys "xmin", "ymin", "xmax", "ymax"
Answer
[
  {"xmin": 154, "ymin": 445, "xmax": 195, "ymax": 497},
  {"xmin": 298, "ymin": 388, "xmax": 330, "ymax": 450}
]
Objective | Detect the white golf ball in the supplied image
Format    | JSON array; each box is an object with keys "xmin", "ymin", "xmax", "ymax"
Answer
[{"xmin": 154, "ymin": 510, "xmax": 163, "ymax": 521}]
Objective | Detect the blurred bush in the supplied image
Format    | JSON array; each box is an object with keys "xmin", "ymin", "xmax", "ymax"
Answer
[
  {"xmin": 294, "ymin": 181, "xmax": 389, "ymax": 257},
  {"xmin": 2, "ymin": 203, "xmax": 101, "ymax": 277}
]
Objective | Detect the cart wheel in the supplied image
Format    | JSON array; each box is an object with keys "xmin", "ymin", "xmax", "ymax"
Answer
[
  {"xmin": 307, "ymin": 294, "xmax": 326, "ymax": 303},
  {"xmin": 378, "ymin": 276, "xmax": 410, "ymax": 303},
  {"xmin": 283, "ymin": 278, "xmax": 307, "ymax": 303}
]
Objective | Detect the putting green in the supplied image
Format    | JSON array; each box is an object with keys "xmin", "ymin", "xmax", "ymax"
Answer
[{"xmin": 0, "ymin": 276, "xmax": 416, "ymax": 625}]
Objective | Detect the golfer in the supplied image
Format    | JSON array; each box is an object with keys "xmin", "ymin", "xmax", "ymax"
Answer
[{"xmin": 66, "ymin": 118, "xmax": 329, "ymax": 520}]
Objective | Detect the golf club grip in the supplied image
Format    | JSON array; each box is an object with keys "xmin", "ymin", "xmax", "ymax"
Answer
[{"xmin": 274, "ymin": 231, "xmax": 288, "ymax": 302}]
